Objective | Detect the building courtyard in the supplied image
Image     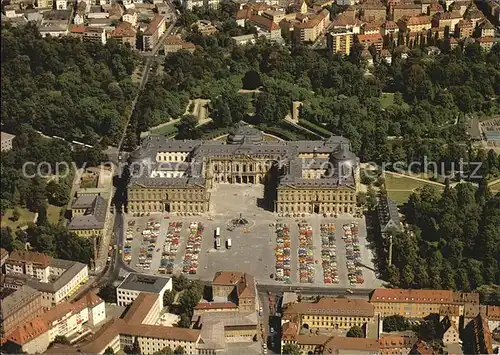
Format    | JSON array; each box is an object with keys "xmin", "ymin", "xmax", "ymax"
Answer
[{"xmin": 123, "ymin": 184, "xmax": 382, "ymax": 289}]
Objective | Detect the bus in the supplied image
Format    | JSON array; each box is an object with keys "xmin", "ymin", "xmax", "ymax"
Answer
[
  {"xmin": 226, "ymin": 238, "xmax": 232, "ymax": 249},
  {"xmin": 216, "ymin": 237, "xmax": 221, "ymax": 249},
  {"xmin": 215, "ymin": 227, "xmax": 221, "ymax": 238}
]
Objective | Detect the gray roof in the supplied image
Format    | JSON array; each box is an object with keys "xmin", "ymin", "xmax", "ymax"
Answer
[
  {"xmin": 129, "ymin": 124, "xmax": 358, "ymax": 190},
  {"xmin": 72, "ymin": 195, "xmax": 98, "ymax": 209},
  {"xmin": 377, "ymin": 196, "xmax": 402, "ymax": 233},
  {"xmin": 118, "ymin": 273, "xmax": 171, "ymax": 293},
  {"xmin": 5, "ymin": 261, "xmax": 87, "ymax": 293},
  {"xmin": 68, "ymin": 195, "xmax": 108, "ymax": 230},
  {"xmin": 0, "ymin": 285, "xmax": 40, "ymax": 318}
]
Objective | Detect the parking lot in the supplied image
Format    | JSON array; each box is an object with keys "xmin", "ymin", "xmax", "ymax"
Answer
[{"xmin": 123, "ymin": 184, "xmax": 382, "ymax": 288}]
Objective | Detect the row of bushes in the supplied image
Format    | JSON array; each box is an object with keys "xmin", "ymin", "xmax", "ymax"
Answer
[{"xmin": 298, "ymin": 119, "xmax": 333, "ymax": 138}]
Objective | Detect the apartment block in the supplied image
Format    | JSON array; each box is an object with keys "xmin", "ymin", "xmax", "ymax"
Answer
[
  {"xmin": 369, "ymin": 288, "xmax": 479, "ymax": 318},
  {"xmin": 356, "ymin": 32, "xmax": 383, "ymax": 50},
  {"xmin": 360, "ymin": 2, "xmax": 387, "ymax": 21},
  {"xmin": 392, "ymin": 3, "xmax": 422, "ymax": 20},
  {"xmin": 110, "ymin": 22, "xmax": 137, "ymax": 47},
  {"xmin": 455, "ymin": 19, "xmax": 473, "ymax": 38},
  {"xmin": 116, "ymin": 272, "xmax": 172, "ymax": 307},
  {"xmin": 0, "ymin": 286, "xmax": 44, "ymax": 337},
  {"xmin": 327, "ymin": 29, "xmax": 354, "ymax": 54},
  {"xmin": 398, "ymin": 15, "xmax": 431, "ymax": 32},
  {"xmin": 4, "ymin": 251, "xmax": 89, "ymax": 308},
  {"xmin": 5, "ymin": 292, "xmax": 105, "ymax": 354},
  {"xmin": 143, "ymin": 14, "xmax": 166, "ymax": 51},
  {"xmin": 83, "ymin": 27, "xmax": 106, "ymax": 44}
]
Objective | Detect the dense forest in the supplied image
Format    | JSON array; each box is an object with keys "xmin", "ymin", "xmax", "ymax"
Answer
[
  {"xmin": 386, "ymin": 182, "xmax": 500, "ymax": 297},
  {"xmin": 1, "ymin": 23, "xmax": 138, "ymax": 145}
]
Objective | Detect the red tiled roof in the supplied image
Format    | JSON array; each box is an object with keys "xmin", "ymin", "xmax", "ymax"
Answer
[
  {"xmin": 371, "ymin": 288, "xmax": 456, "ymax": 304},
  {"xmin": 357, "ymin": 33, "xmax": 383, "ymax": 43},
  {"xmin": 7, "ymin": 251, "xmax": 52, "ymax": 267},
  {"xmin": 71, "ymin": 25, "xmax": 86, "ymax": 33},
  {"xmin": 111, "ymin": 21, "xmax": 136, "ymax": 37},
  {"xmin": 194, "ymin": 301, "xmax": 238, "ymax": 310},
  {"xmin": 249, "ymin": 13, "xmax": 280, "ymax": 31},
  {"xmin": 476, "ymin": 36, "xmax": 494, "ymax": 43},
  {"xmin": 144, "ymin": 15, "xmax": 164, "ymax": 36},
  {"xmin": 7, "ymin": 318, "xmax": 48, "ymax": 346}
]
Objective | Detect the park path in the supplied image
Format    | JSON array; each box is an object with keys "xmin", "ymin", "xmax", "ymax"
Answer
[
  {"xmin": 383, "ymin": 171, "xmax": 445, "ymax": 187},
  {"xmin": 488, "ymin": 177, "xmax": 500, "ymax": 186}
]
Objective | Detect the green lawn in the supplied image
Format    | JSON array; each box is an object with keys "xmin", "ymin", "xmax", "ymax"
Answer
[
  {"xmin": 384, "ymin": 173, "xmax": 444, "ymax": 204},
  {"xmin": 151, "ymin": 123, "xmax": 179, "ymax": 136},
  {"xmin": 380, "ymin": 93, "xmax": 394, "ymax": 108},
  {"xmin": 2, "ymin": 204, "xmax": 62, "ymax": 229},
  {"xmin": 1, "ymin": 208, "xmax": 36, "ymax": 230}
]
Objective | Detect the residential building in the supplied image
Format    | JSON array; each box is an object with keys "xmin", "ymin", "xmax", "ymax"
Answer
[
  {"xmin": 231, "ymin": 33, "xmax": 257, "ymax": 45},
  {"xmin": 194, "ymin": 301, "xmax": 239, "ymax": 316},
  {"xmin": 361, "ymin": 47, "xmax": 374, "ymax": 65},
  {"xmin": 362, "ymin": 21, "xmax": 381, "ymax": 34},
  {"xmin": 116, "ymin": 272, "xmax": 172, "ymax": 307},
  {"xmin": 327, "ymin": 29, "xmax": 354, "ymax": 54},
  {"xmin": 5, "ymin": 292, "xmax": 105, "ymax": 354},
  {"xmin": 1, "ymin": 132, "xmax": 15, "ymax": 152},
  {"xmin": 449, "ymin": 0, "xmax": 469, "ymax": 15},
  {"xmin": 476, "ymin": 36, "xmax": 494, "ymax": 50},
  {"xmin": 0, "ymin": 286, "xmax": 44, "ymax": 337},
  {"xmin": 247, "ymin": 14, "xmax": 281, "ymax": 40},
  {"xmin": 360, "ymin": 2, "xmax": 387, "ymax": 21},
  {"xmin": 184, "ymin": 0, "xmax": 219, "ymax": 10},
  {"xmin": 485, "ymin": 305, "xmax": 500, "ymax": 333},
  {"xmin": 356, "ymin": 32, "xmax": 383, "ymax": 50},
  {"xmin": 110, "ymin": 22, "xmax": 137, "ymax": 47},
  {"xmin": 381, "ymin": 20, "xmax": 399, "ymax": 35},
  {"xmin": 449, "ymin": 36, "xmax": 458, "ymax": 48},
  {"xmin": 410, "ymin": 340, "xmax": 436, "ymax": 355},
  {"xmin": 282, "ymin": 298, "xmax": 375, "ymax": 331},
  {"xmin": 56, "ymin": 0, "xmax": 67, "ymax": 10},
  {"xmin": 432, "ymin": 10, "xmax": 462, "ymax": 29},
  {"xmin": 82, "ymin": 27, "xmax": 106, "ymax": 44},
  {"xmin": 370, "ymin": 288, "xmax": 479, "ymax": 318},
  {"xmin": 1, "ymin": 247, "xmax": 10, "ymax": 267},
  {"xmin": 379, "ymin": 335, "xmax": 417, "ymax": 355},
  {"xmin": 398, "ymin": 15, "xmax": 431, "ymax": 32},
  {"xmin": 427, "ymin": 2, "xmax": 444, "ymax": 15},
  {"xmin": 122, "ymin": 8, "xmax": 137, "ymax": 26},
  {"xmin": 331, "ymin": 13, "xmax": 362, "ymax": 33},
  {"xmin": 143, "ymin": 14, "xmax": 166, "ymax": 51},
  {"xmin": 464, "ymin": 4, "xmax": 485, "ymax": 26},
  {"xmin": 4, "ymin": 252, "xmax": 89, "ymax": 308},
  {"xmin": 192, "ymin": 19, "xmax": 218, "ymax": 35},
  {"xmin": 164, "ymin": 35, "xmax": 196, "ymax": 53},
  {"xmin": 377, "ymin": 195, "xmax": 402, "ymax": 236},
  {"xmin": 380, "ymin": 48, "xmax": 392, "ymax": 63},
  {"xmin": 392, "ymin": 3, "xmax": 422, "ymax": 20},
  {"xmin": 477, "ymin": 18, "xmax": 495, "ymax": 37},
  {"xmin": 212, "ymin": 271, "xmax": 257, "ymax": 312},
  {"xmin": 439, "ymin": 305, "xmax": 461, "ymax": 327},
  {"xmin": 281, "ymin": 9, "xmax": 331, "ymax": 42},
  {"xmin": 455, "ymin": 18, "xmax": 473, "ymax": 37},
  {"xmin": 127, "ymin": 124, "xmax": 362, "ymax": 215},
  {"xmin": 441, "ymin": 316, "xmax": 460, "ymax": 345}
]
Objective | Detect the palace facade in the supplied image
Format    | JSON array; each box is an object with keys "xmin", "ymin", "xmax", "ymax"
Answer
[{"xmin": 127, "ymin": 123, "xmax": 361, "ymax": 215}]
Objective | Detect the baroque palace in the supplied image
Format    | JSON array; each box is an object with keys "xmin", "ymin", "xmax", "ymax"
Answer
[{"xmin": 127, "ymin": 123, "xmax": 361, "ymax": 215}]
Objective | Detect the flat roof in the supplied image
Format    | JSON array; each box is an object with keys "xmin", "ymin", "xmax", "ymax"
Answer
[{"xmin": 118, "ymin": 272, "xmax": 170, "ymax": 294}]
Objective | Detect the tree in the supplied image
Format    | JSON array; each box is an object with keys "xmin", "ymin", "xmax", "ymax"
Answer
[
  {"xmin": 174, "ymin": 346, "xmax": 185, "ymax": 354},
  {"xmin": 53, "ymin": 335, "xmax": 70, "ymax": 345},
  {"xmin": 178, "ymin": 313, "xmax": 191, "ymax": 328},
  {"xmin": 154, "ymin": 347, "xmax": 173, "ymax": 355},
  {"xmin": 98, "ymin": 284, "xmax": 117, "ymax": 303},
  {"xmin": 211, "ymin": 97, "xmax": 233, "ymax": 127},
  {"xmin": 383, "ymin": 315, "xmax": 411, "ymax": 332},
  {"xmin": 346, "ymin": 325, "xmax": 364, "ymax": 338},
  {"xmin": 104, "ymin": 347, "xmax": 115, "ymax": 354},
  {"xmin": 282, "ymin": 343, "xmax": 301, "ymax": 355},
  {"xmin": 46, "ymin": 181, "xmax": 70, "ymax": 206},
  {"xmin": 163, "ymin": 290, "xmax": 176, "ymax": 307},
  {"xmin": 173, "ymin": 274, "xmax": 189, "ymax": 292},
  {"xmin": 241, "ymin": 70, "xmax": 262, "ymax": 90},
  {"xmin": 175, "ymin": 115, "xmax": 200, "ymax": 140},
  {"xmin": 11, "ymin": 207, "xmax": 21, "ymax": 222}
]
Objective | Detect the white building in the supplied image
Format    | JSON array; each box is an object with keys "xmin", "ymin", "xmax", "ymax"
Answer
[
  {"xmin": 6, "ymin": 292, "xmax": 105, "ymax": 354},
  {"xmin": 56, "ymin": 0, "xmax": 67, "ymax": 9},
  {"xmin": 116, "ymin": 273, "xmax": 172, "ymax": 307},
  {"xmin": 1, "ymin": 132, "xmax": 15, "ymax": 151},
  {"xmin": 4, "ymin": 251, "xmax": 89, "ymax": 308}
]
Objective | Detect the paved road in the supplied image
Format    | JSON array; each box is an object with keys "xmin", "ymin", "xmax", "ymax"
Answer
[{"xmin": 117, "ymin": 20, "xmax": 177, "ymax": 152}]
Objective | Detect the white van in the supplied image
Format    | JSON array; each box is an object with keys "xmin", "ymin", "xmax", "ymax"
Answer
[{"xmin": 226, "ymin": 238, "xmax": 232, "ymax": 249}]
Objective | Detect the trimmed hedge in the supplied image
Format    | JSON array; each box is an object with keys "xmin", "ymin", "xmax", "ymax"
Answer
[{"xmin": 298, "ymin": 119, "xmax": 333, "ymax": 138}]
